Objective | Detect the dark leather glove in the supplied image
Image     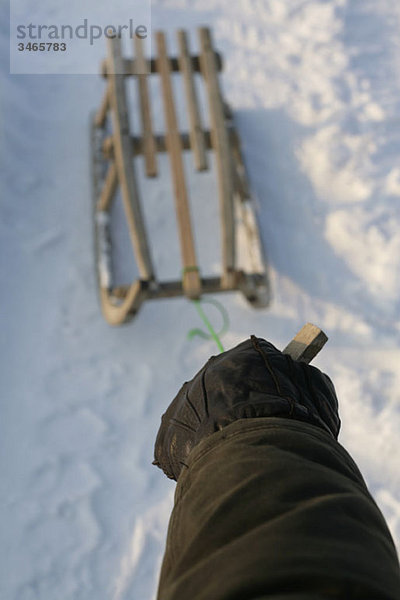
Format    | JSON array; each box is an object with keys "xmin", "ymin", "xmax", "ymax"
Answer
[{"xmin": 154, "ymin": 335, "xmax": 341, "ymax": 480}]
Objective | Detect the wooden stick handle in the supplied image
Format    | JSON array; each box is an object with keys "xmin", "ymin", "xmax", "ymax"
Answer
[{"xmin": 282, "ymin": 323, "xmax": 328, "ymax": 364}]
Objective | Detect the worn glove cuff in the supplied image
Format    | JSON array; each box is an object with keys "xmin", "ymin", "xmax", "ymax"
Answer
[{"xmin": 154, "ymin": 336, "xmax": 340, "ymax": 480}]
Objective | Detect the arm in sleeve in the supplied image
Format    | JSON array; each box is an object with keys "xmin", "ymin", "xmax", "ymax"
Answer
[{"xmin": 157, "ymin": 418, "xmax": 400, "ymax": 600}]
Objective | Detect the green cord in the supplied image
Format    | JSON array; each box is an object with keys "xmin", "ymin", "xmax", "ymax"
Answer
[
  {"xmin": 182, "ymin": 267, "xmax": 228, "ymax": 353},
  {"xmin": 188, "ymin": 298, "xmax": 228, "ymax": 353}
]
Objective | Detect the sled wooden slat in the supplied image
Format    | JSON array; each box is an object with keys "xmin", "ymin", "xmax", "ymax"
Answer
[
  {"xmin": 107, "ymin": 36, "xmax": 154, "ymax": 281},
  {"xmin": 98, "ymin": 161, "xmax": 118, "ymax": 212},
  {"xmin": 94, "ymin": 84, "xmax": 110, "ymax": 128},
  {"xmin": 134, "ymin": 36, "xmax": 158, "ymax": 177},
  {"xmin": 177, "ymin": 29, "xmax": 208, "ymax": 172},
  {"xmin": 199, "ymin": 27, "xmax": 235, "ymax": 288},
  {"xmin": 156, "ymin": 30, "xmax": 201, "ymax": 299}
]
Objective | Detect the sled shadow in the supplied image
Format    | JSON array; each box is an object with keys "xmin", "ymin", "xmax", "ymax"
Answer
[{"xmin": 234, "ymin": 107, "xmax": 372, "ymax": 319}]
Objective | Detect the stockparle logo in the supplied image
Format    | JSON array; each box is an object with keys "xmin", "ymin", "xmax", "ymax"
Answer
[{"xmin": 10, "ymin": 1, "xmax": 152, "ymax": 74}]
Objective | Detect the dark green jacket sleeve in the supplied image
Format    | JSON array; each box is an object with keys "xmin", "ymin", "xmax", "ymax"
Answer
[{"xmin": 157, "ymin": 418, "xmax": 400, "ymax": 600}]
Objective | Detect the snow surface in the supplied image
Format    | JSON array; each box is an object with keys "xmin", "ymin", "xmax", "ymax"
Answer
[{"xmin": 1, "ymin": 1, "xmax": 400, "ymax": 598}]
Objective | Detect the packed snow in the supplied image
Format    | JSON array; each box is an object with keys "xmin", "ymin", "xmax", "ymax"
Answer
[{"xmin": 1, "ymin": 1, "xmax": 400, "ymax": 599}]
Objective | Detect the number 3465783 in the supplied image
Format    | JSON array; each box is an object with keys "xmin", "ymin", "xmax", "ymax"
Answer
[{"xmin": 18, "ymin": 42, "xmax": 67, "ymax": 51}]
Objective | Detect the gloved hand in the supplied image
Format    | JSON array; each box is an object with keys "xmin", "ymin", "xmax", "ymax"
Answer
[{"xmin": 153, "ymin": 335, "xmax": 340, "ymax": 480}]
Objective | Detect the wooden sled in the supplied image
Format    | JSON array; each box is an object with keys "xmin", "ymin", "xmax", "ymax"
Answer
[{"xmin": 90, "ymin": 27, "xmax": 270, "ymax": 325}]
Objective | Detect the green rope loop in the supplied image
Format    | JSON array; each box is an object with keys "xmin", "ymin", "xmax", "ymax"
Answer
[{"xmin": 188, "ymin": 298, "xmax": 229, "ymax": 353}]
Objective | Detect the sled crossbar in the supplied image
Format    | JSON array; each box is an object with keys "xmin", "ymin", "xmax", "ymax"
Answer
[
  {"xmin": 100, "ymin": 53, "xmax": 223, "ymax": 78},
  {"xmin": 91, "ymin": 27, "xmax": 270, "ymax": 325}
]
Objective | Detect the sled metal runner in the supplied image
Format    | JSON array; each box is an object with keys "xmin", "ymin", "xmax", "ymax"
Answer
[{"xmin": 91, "ymin": 27, "xmax": 270, "ymax": 325}]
